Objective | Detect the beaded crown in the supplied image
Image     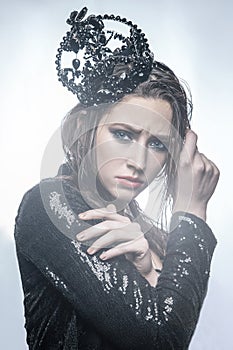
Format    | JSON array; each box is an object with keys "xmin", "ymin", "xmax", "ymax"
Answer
[{"xmin": 55, "ymin": 7, "xmax": 154, "ymax": 106}]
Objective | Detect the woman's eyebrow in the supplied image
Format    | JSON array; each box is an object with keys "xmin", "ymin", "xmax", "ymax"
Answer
[
  {"xmin": 109, "ymin": 123, "xmax": 170, "ymax": 142},
  {"xmin": 109, "ymin": 123, "xmax": 142, "ymax": 134}
]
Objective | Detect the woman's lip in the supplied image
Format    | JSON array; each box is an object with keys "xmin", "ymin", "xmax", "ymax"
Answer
[{"xmin": 115, "ymin": 177, "xmax": 143, "ymax": 189}]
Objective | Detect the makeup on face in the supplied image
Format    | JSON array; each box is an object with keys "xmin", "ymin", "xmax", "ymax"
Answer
[{"xmin": 95, "ymin": 97, "xmax": 173, "ymax": 203}]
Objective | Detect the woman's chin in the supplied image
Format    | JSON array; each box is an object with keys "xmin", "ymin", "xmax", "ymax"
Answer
[{"xmin": 109, "ymin": 187, "xmax": 141, "ymax": 207}]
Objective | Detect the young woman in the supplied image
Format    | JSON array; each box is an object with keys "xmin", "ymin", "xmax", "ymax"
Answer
[{"xmin": 14, "ymin": 7, "xmax": 219, "ymax": 350}]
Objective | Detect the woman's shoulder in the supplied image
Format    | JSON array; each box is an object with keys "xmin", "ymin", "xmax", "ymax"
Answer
[
  {"xmin": 15, "ymin": 175, "xmax": 91, "ymax": 241},
  {"xmin": 20, "ymin": 162, "xmax": 78, "ymax": 205},
  {"xmin": 19, "ymin": 175, "xmax": 87, "ymax": 209},
  {"xmin": 17, "ymin": 176, "xmax": 75, "ymax": 213}
]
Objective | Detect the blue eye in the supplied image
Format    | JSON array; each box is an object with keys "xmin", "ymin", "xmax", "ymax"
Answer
[
  {"xmin": 148, "ymin": 139, "xmax": 167, "ymax": 151},
  {"xmin": 111, "ymin": 129, "xmax": 132, "ymax": 141}
]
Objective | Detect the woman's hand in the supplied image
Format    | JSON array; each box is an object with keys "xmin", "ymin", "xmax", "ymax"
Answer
[
  {"xmin": 173, "ymin": 130, "xmax": 220, "ymax": 221},
  {"xmin": 76, "ymin": 205, "xmax": 158, "ymax": 286}
]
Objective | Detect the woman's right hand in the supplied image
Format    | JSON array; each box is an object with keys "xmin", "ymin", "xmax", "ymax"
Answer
[
  {"xmin": 173, "ymin": 130, "xmax": 220, "ymax": 221},
  {"xmin": 76, "ymin": 205, "xmax": 158, "ymax": 286}
]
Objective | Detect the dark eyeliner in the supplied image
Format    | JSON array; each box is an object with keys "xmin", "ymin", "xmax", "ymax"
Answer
[
  {"xmin": 148, "ymin": 138, "xmax": 167, "ymax": 151},
  {"xmin": 109, "ymin": 128, "xmax": 133, "ymax": 141}
]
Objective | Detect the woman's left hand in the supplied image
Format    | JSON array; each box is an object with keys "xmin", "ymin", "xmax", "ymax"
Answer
[{"xmin": 76, "ymin": 204, "xmax": 156, "ymax": 280}]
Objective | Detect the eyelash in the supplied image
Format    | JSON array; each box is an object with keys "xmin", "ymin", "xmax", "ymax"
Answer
[
  {"xmin": 112, "ymin": 130, "xmax": 132, "ymax": 141},
  {"xmin": 110, "ymin": 129, "xmax": 167, "ymax": 151}
]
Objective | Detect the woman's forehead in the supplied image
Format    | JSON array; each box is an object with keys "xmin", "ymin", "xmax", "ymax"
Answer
[{"xmin": 100, "ymin": 97, "xmax": 173, "ymax": 136}]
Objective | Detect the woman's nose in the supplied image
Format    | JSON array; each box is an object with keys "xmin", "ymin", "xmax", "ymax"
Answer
[{"xmin": 126, "ymin": 143, "xmax": 147, "ymax": 172}]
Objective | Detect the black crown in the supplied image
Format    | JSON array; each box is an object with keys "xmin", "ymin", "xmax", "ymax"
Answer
[{"xmin": 55, "ymin": 7, "xmax": 154, "ymax": 106}]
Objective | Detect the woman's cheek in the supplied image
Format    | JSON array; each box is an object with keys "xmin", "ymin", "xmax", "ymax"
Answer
[
  {"xmin": 148, "ymin": 152, "xmax": 167, "ymax": 174},
  {"xmin": 97, "ymin": 140, "xmax": 128, "ymax": 166}
]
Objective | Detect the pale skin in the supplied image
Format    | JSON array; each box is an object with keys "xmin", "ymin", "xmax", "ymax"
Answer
[{"xmin": 76, "ymin": 96, "xmax": 220, "ymax": 287}]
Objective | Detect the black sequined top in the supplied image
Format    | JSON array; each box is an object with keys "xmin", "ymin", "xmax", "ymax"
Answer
[{"xmin": 14, "ymin": 176, "xmax": 217, "ymax": 350}]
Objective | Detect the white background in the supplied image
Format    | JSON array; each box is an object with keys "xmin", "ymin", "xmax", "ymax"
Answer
[{"xmin": 0, "ymin": 1, "xmax": 232, "ymax": 349}]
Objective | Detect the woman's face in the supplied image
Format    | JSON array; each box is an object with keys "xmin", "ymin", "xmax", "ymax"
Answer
[{"xmin": 95, "ymin": 96, "xmax": 173, "ymax": 204}]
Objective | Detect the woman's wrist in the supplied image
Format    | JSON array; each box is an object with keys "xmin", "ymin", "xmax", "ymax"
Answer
[{"xmin": 172, "ymin": 202, "xmax": 207, "ymax": 222}]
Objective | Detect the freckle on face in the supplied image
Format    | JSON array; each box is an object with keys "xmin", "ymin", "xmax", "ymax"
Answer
[{"xmin": 95, "ymin": 97, "xmax": 173, "ymax": 202}]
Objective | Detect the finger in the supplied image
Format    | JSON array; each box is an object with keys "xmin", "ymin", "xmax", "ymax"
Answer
[
  {"xmin": 198, "ymin": 153, "xmax": 217, "ymax": 170},
  {"xmin": 198, "ymin": 152, "xmax": 220, "ymax": 174},
  {"xmin": 78, "ymin": 207, "xmax": 130, "ymax": 223},
  {"xmin": 198, "ymin": 153, "xmax": 220, "ymax": 183},
  {"xmin": 195, "ymin": 152, "xmax": 219, "ymax": 177},
  {"xmin": 192, "ymin": 151, "xmax": 206, "ymax": 173},
  {"xmin": 87, "ymin": 228, "xmax": 139, "ymax": 254},
  {"xmin": 99, "ymin": 238, "xmax": 147, "ymax": 260},
  {"xmin": 198, "ymin": 153, "xmax": 214, "ymax": 174},
  {"xmin": 106, "ymin": 204, "xmax": 117, "ymax": 213},
  {"xmin": 76, "ymin": 220, "xmax": 130, "ymax": 241},
  {"xmin": 210, "ymin": 160, "xmax": 220, "ymax": 179},
  {"xmin": 180, "ymin": 130, "xmax": 198, "ymax": 164}
]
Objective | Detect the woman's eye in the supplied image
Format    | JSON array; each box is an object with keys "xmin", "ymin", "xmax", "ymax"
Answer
[
  {"xmin": 148, "ymin": 139, "xmax": 167, "ymax": 151},
  {"xmin": 111, "ymin": 130, "xmax": 132, "ymax": 141}
]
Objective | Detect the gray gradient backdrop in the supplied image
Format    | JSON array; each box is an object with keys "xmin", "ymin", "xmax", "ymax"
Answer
[{"xmin": 1, "ymin": 1, "xmax": 232, "ymax": 349}]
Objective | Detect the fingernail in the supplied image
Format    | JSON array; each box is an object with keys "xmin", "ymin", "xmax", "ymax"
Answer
[
  {"xmin": 76, "ymin": 234, "xmax": 85, "ymax": 240},
  {"xmin": 79, "ymin": 213, "xmax": 86, "ymax": 218},
  {"xmin": 87, "ymin": 247, "xmax": 96, "ymax": 255},
  {"xmin": 100, "ymin": 253, "xmax": 107, "ymax": 260}
]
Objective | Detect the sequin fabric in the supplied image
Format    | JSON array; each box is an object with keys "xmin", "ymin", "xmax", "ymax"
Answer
[
  {"xmin": 14, "ymin": 176, "xmax": 217, "ymax": 350},
  {"xmin": 49, "ymin": 191, "xmax": 76, "ymax": 228}
]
